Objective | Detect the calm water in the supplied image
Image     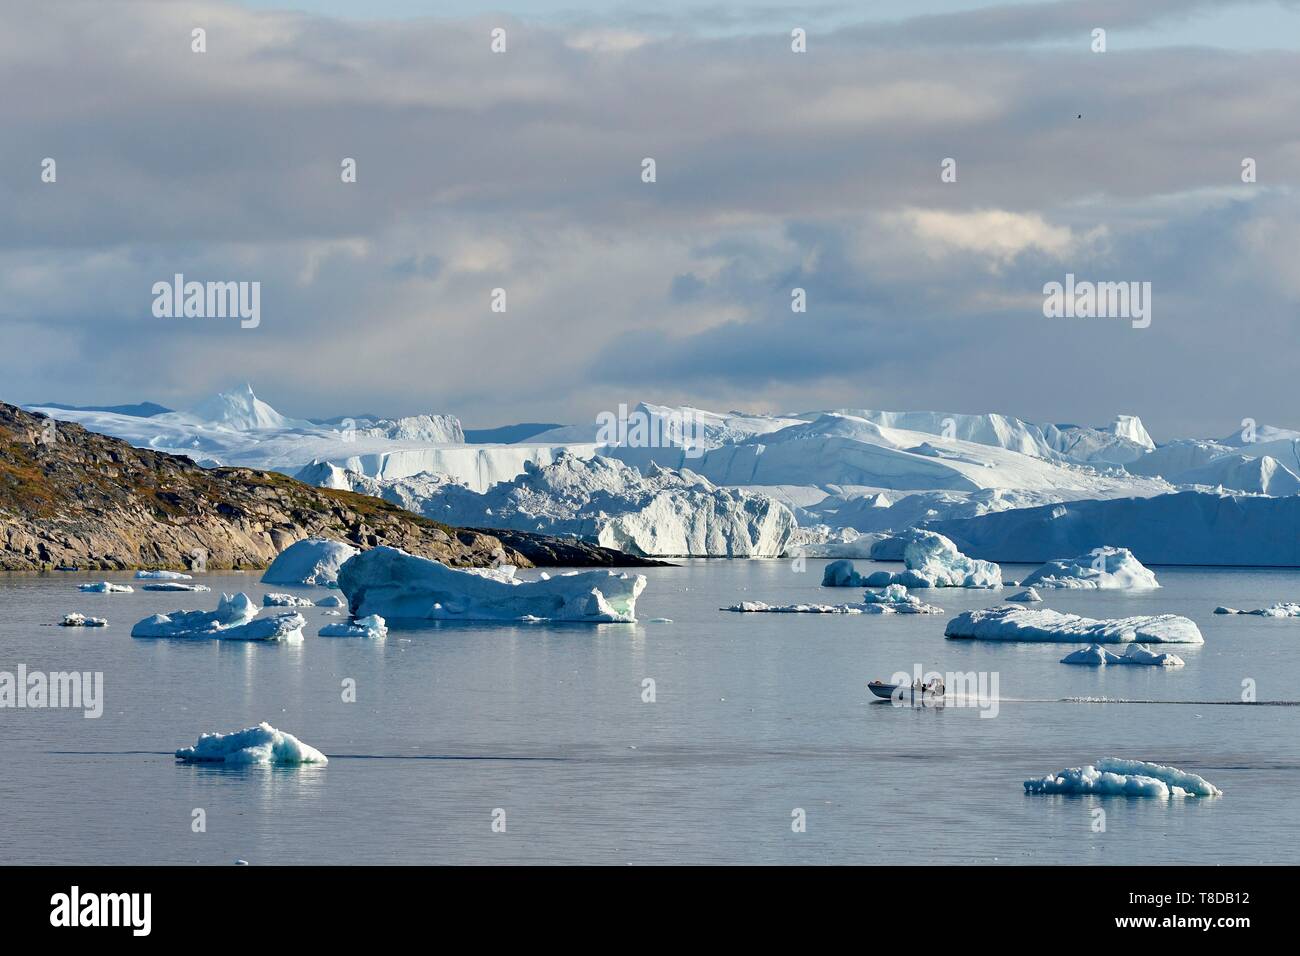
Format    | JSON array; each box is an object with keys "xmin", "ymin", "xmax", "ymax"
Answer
[{"xmin": 2, "ymin": 560, "xmax": 1298, "ymax": 865}]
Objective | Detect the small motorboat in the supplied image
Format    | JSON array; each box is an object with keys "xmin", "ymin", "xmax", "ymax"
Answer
[{"xmin": 868, "ymin": 679, "xmax": 945, "ymax": 703}]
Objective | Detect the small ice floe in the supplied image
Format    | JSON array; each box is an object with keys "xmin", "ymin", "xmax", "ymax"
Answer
[
  {"xmin": 647, "ymin": 617, "xmax": 673, "ymax": 623},
  {"xmin": 175, "ymin": 722, "xmax": 328, "ymax": 766},
  {"xmin": 1061, "ymin": 643, "xmax": 1185, "ymax": 667},
  {"xmin": 1214, "ymin": 603, "xmax": 1300, "ymax": 617},
  {"xmin": 824, "ymin": 531, "xmax": 1000, "ymax": 590},
  {"xmin": 78, "ymin": 582, "xmax": 133, "ymax": 593},
  {"xmin": 59, "ymin": 612, "xmax": 108, "ymax": 627},
  {"xmin": 945, "ymin": 606, "xmax": 1203, "ymax": 644},
  {"xmin": 263, "ymin": 592, "xmax": 315, "ymax": 607},
  {"xmin": 1020, "ymin": 546, "xmax": 1159, "ymax": 590},
  {"xmin": 142, "ymin": 582, "xmax": 211, "ymax": 592},
  {"xmin": 321, "ymin": 610, "xmax": 343, "ymax": 617},
  {"xmin": 135, "ymin": 570, "xmax": 192, "ymax": 580},
  {"xmin": 317, "ymin": 594, "xmax": 345, "ymax": 608},
  {"xmin": 1025, "ymin": 758, "xmax": 1220, "ymax": 798},
  {"xmin": 337, "ymin": 546, "xmax": 645, "ymax": 624},
  {"xmin": 319, "ymin": 614, "xmax": 387, "ymax": 639},
  {"xmin": 261, "ymin": 538, "xmax": 358, "ymax": 587},
  {"xmin": 726, "ymin": 584, "xmax": 941, "ymax": 615},
  {"xmin": 1006, "ymin": 587, "xmax": 1043, "ymax": 603}
]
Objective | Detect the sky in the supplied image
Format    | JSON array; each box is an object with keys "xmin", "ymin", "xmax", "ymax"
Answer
[{"xmin": 3, "ymin": 0, "xmax": 1300, "ymax": 436}]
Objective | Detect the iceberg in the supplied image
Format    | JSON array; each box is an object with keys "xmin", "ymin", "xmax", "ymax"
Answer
[
  {"xmin": 822, "ymin": 559, "xmax": 868, "ymax": 587},
  {"xmin": 317, "ymin": 594, "xmax": 345, "ymax": 607},
  {"xmin": 1020, "ymin": 546, "xmax": 1160, "ymax": 590},
  {"xmin": 142, "ymin": 582, "xmax": 210, "ymax": 592},
  {"xmin": 59, "ymin": 612, "xmax": 108, "ymax": 627},
  {"xmin": 1006, "ymin": 587, "xmax": 1042, "ymax": 603},
  {"xmin": 337, "ymin": 546, "xmax": 646, "ymax": 624},
  {"xmin": 299, "ymin": 453, "xmax": 797, "ymax": 558},
  {"xmin": 1025, "ymin": 758, "xmax": 1220, "ymax": 798},
  {"xmin": 319, "ymin": 614, "xmax": 387, "ymax": 639},
  {"xmin": 860, "ymin": 531, "xmax": 1001, "ymax": 589},
  {"xmin": 78, "ymin": 582, "xmax": 133, "ymax": 593},
  {"xmin": 130, "ymin": 592, "xmax": 264, "ymax": 638},
  {"xmin": 925, "ymin": 491, "xmax": 1300, "ymax": 568},
  {"xmin": 945, "ymin": 606, "xmax": 1203, "ymax": 644},
  {"xmin": 1061, "ymin": 643, "xmax": 1185, "ymax": 666},
  {"xmin": 135, "ymin": 570, "xmax": 192, "ymax": 580},
  {"xmin": 218, "ymin": 612, "xmax": 306, "ymax": 642},
  {"xmin": 1214, "ymin": 603, "xmax": 1300, "ymax": 617},
  {"xmin": 1169, "ymin": 454, "xmax": 1300, "ymax": 496},
  {"xmin": 263, "ymin": 592, "xmax": 315, "ymax": 607},
  {"xmin": 175, "ymin": 722, "xmax": 328, "ymax": 766},
  {"xmin": 261, "ymin": 538, "xmax": 358, "ymax": 587}
]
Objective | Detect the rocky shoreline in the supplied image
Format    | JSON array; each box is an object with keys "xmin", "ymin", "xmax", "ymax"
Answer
[{"xmin": 0, "ymin": 402, "xmax": 663, "ymax": 572}]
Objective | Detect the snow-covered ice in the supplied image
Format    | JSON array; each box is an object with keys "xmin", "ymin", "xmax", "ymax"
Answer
[
  {"xmin": 130, "ymin": 592, "xmax": 302, "ymax": 641},
  {"xmin": 261, "ymin": 538, "xmax": 358, "ymax": 587},
  {"xmin": 1006, "ymin": 587, "xmax": 1043, "ymax": 603},
  {"xmin": 317, "ymin": 594, "xmax": 345, "ymax": 607},
  {"xmin": 727, "ymin": 584, "xmax": 941, "ymax": 615},
  {"xmin": 1025, "ymin": 758, "xmax": 1220, "ymax": 798},
  {"xmin": 1020, "ymin": 546, "xmax": 1160, "ymax": 590},
  {"xmin": 175, "ymin": 722, "xmax": 328, "ymax": 766},
  {"xmin": 945, "ymin": 606, "xmax": 1203, "ymax": 644},
  {"xmin": 141, "ymin": 582, "xmax": 211, "ymax": 592},
  {"xmin": 59, "ymin": 612, "xmax": 108, "ymax": 627},
  {"xmin": 1061, "ymin": 643, "xmax": 1185, "ymax": 666},
  {"xmin": 319, "ymin": 614, "xmax": 387, "ymax": 639},
  {"xmin": 135, "ymin": 570, "xmax": 192, "ymax": 580},
  {"xmin": 337, "ymin": 546, "xmax": 646, "ymax": 624},
  {"xmin": 78, "ymin": 582, "xmax": 133, "ymax": 593}
]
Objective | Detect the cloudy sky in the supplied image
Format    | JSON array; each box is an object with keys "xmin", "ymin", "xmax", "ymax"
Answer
[{"xmin": 3, "ymin": 0, "xmax": 1299, "ymax": 437}]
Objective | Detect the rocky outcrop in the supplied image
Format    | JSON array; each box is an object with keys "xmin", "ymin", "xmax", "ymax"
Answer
[{"xmin": 0, "ymin": 402, "xmax": 654, "ymax": 571}]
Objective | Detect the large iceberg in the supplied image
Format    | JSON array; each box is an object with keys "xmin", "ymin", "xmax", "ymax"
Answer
[
  {"xmin": 298, "ymin": 453, "xmax": 797, "ymax": 558},
  {"xmin": 261, "ymin": 538, "xmax": 358, "ymax": 587},
  {"xmin": 945, "ymin": 606, "xmax": 1203, "ymax": 644},
  {"xmin": 1060, "ymin": 643, "xmax": 1185, "ymax": 666},
  {"xmin": 855, "ymin": 531, "xmax": 1001, "ymax": 589},
  {"xmin": 1024, "ymin": 758, "xmax": 1220, "ymax": 798},
  {"xmin": 926, "ymin": 490, "xmax": 1300, "ymax": 568},
  {"xmin": 175, "ymin": 722, "xmax": 328, "ymax": 766},
  {"xmin": 1020, "ymin": 546, "xmax": 1160, "ymax": 590},
  {"xmin": 337, "ymin": 546, "xmax": 646, "ymax": 623}
]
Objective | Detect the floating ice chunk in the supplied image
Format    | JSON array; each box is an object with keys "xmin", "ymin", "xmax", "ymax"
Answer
[
  {"xmin": 1214, "ymin": 603, "xmax": 1300, "ymax": 617},
  {"xmin": 59, "ymin": 612, "xmax": 108, "ymax": 627},
  {"xmin": 319, "ymin": 614, "xmax": 387, "ymax": 639},
  {"xmin": 130, "ymin": 592, "xmax": 260, "ymax": 638},
  {"xmin": 822, "ymin": 559, "xmax": 867, "ymax": 587},
  {"xmin": 1061, "ymin": 643, "xmax": 1185, "ymax": 666},
  {"xmin": 175, "ymin": 722, "xmax": 328, "ymax": 766},
  {"xmin": 1061, "ymin": 644, "xmax": 1121, "ymax": 665},
  {"xmin": 142, "ymin": 582, "xmax": 211, "ymax": 592},
  {"xmin": 78, "ymin": 582, "xmax": 133, "ymax": 593},
  {"xmin": 1025, "ymin": 758, "xmax": 1220, "ymax": 798},
  {"xmin": 1006, "ymin": 587, "xmax": 1043, "ymax": 602},
  {"xmin": 261, "ymin": 538, "xmax": 358, "ymax": 587},
  {"xmin": 725, "ymin": 585, "xmax": 941, "ymax": 615},
  {"xmin": 338, "ymin": 546, "xmax": 645, "ymax": 624},
  {"xmin": 219, "ymin": 611, "xmax": 306, "ymax": 642},
  {"xmin": 317, "ymin": 594, "xmax": 345, "ymax": 608},
  {"xmin": 946, "ymin": 605, "xmax": 1203, "ymax": 644},
  {"xmin": 263, "ymin": 592, "xmax": 315, "ymax": 607},
  {"xmin": 868, "ymin": 531, "xmax": 1001, "ymax": 589},
  {"xmin": 135, "ymin": 570, "xmax": 192, "ymax": 580},
  {"xmin": 1021, "ymin": 546, "xmax": 1160, "ymax": 590}
]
